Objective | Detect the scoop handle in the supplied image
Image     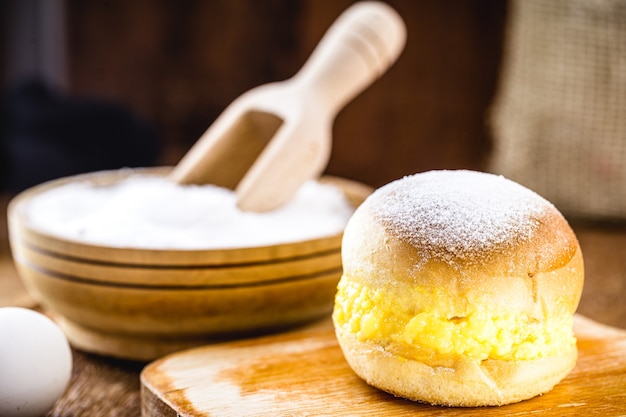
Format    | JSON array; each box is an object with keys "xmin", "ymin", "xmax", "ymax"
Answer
[{"xmin": 292, "ymin": 1, "xmax": 406, "ymax": 114}]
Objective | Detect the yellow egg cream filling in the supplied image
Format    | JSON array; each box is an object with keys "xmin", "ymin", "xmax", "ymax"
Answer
[{"xmin": 333, "ymin": 277, "xmax": 576, "ymax": 363}]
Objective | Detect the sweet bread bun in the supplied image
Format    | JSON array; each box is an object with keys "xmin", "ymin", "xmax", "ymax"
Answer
[{"xmin": 332, "ymin": 170, "xmax": 584, "ymax": 407}]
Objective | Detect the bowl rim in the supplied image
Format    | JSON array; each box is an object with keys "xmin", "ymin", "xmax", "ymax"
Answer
[
  {"xmin": 11, "ymin": 238, "xmax": 342, "ymax": 286},
  {"xmin": 15, "ymin": 256, "xmax": 343, "ymax": 290},
  {"xmin": 8, "ymin": 168, "xmax": 371, "ymax": 266}
]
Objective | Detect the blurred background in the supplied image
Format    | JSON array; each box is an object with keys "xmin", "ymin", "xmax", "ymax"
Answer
[{"xmin": 0, "ymin": 0, "xmax": 507, "ymax": 194}]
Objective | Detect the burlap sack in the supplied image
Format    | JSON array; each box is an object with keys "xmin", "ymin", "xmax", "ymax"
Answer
[{"xmin": 489, "ymin": 0, "xmax": 626, "ymax": 221}]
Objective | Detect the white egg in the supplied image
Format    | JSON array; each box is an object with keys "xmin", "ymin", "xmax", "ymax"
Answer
[{"xmin": 0, "ymin": 307, "xmax": 73, "ymax": 417}]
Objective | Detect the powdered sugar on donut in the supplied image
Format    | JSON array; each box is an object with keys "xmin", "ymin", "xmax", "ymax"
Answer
[{"xmin": 369, "ymin": 170, "xmax": 554, "ymax": 266}]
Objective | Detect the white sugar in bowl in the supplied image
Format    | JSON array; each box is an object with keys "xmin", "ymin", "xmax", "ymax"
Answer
[{"xmin": 8, "ymin": 168, "xmax": 372, "ymax": 360}]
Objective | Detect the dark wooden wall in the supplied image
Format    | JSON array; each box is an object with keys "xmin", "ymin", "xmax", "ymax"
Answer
[{"xmin": 65, "ymin": 0, "xmax": 507, "ymax": 188}]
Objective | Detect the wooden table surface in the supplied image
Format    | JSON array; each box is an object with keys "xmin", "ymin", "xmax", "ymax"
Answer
[{"xmin": 1, "ymin": 193, "xmax": 626, "ymax": 417}]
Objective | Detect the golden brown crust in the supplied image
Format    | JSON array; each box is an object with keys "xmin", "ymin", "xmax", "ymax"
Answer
[
  {"xmin": 346, "ymin": 170, "xmax": 580, "ymax": 278},
  {"xmin": 335, "ymin": 326, "xmax": 578, "ymax": 407},
  {"xmin": 342, "ymin": 208, "xmax": 584, "ymax": 318},
  {"xmin": 334, "ymin": 170, "xmax": 584, "ymax": 406}
]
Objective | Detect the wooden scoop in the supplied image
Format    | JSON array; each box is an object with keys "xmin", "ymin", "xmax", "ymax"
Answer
[{"xmin": 169, "ymin": 1, "xmax": 406, "ymax": 211}]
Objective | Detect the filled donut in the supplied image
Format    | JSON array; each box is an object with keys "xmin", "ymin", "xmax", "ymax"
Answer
[{"xmin": 332, "ymin": 170, "xmax": 584, "ymax": 406}]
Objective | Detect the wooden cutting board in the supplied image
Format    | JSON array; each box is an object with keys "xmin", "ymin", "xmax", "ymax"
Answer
[{"xmin": 141, "ymin": 315, "xmax": 626, "ymax": 416}]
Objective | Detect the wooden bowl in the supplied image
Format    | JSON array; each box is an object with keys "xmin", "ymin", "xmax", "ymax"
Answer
[{"xmin": 8, "ymin": 168, "xmax": 371, "ymax": 360}]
